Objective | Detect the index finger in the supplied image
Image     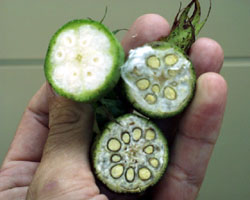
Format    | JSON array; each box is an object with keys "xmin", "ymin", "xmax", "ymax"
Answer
[{"xmin": 2, "ymin": 82, "xmax": 52, "ymax": 167}]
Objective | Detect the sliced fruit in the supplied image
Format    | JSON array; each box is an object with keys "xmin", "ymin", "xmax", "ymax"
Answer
[
  {"xmin": 92, "ymin": 114, "xmax": 168, "ymax": 193},
  {"xmin": 121, "ymin": 43, "xmax": 196, "ymax": 118},
  {"xmin": 44, "ymin": 19, "xmax": 124, "ymax": 102}
]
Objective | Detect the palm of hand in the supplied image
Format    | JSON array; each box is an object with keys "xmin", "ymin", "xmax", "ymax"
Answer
[{"xmin": 0, "ymin": 14, "xmax": 227, "ymax": 200}]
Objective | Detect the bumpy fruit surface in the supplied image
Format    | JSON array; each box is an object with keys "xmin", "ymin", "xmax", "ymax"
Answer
[
  {"xmin": 92, "ymin": 114, "xmax": 168, "ymax": 193},
  {"xmin": 44, "ymin": 19, "xmax": 124, "ymax": 102}
]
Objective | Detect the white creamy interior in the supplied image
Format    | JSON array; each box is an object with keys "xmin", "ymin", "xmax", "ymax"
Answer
[{"xmin": 51, "ymin": 25, "xmax": 113, "ymax": 94}]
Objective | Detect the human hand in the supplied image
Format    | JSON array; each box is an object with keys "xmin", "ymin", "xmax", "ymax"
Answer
[{"xmin": 0, "ymin": 14, "xmax": 227, "ymax": 200}]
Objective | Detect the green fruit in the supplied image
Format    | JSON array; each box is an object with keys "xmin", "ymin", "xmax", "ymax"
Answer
[
  {"xmin": 121, "ymin": 0, "xmax": 211, "ymax": 118},
  {"xmin": 44, "ymin": 19, "xmax": 124, "ymax": 102},
  {"xmin": 92, "ymin": 114, "xmax": 168, "ymax": 193}
]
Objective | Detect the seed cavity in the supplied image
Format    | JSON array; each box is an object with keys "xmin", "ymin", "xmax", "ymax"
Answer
[
  {"xmin": 111, "ymin": 154, "xmax": 122, "ymax": 163},
  {"xmin": 152, "ymin": 84, "xmax": 160, "ymax": 94},
  {"xmin": 164, "ymin": 86, "xmax": 177, "ymax": 100},
  {"xmin": 125, "ymin": 167, "xmax": 135, "ymax": 182},
  {"xmin": 132, "ymin": 128, "xmax": 142, "ymax": 141},
  {"xmin": 93, "ymin": 57, "xmax": 99, "ymax": 63},
  {"xmin": 136, "ymin": 79, "xmax": 150, "ymax": 90},
  {"xmin": 149, "ymin": 158, "xmax": 159, "ymax": 168},
  {"xmin": 62, "ymin": 33, "xmax": 75, "ymax": 47},
  {"xmin": 145, "ymin": 129, "xmax": 156, "ymax": 141},
  {"xmin": 57, "ymin": 51, "xmax": 62, "ymax": 57},
  {"xmin": 168, "ymin": 69, "xmax": 181, "ymax": 77},
  {"xmin": 54, "ymin": 49, "xmax": 65, "ymax": 62},
  {"xmin": 138, "ymin": 167, "xmax": 151, "ymax": 181},
  {"xmin": 143, "ymin": 145, "xmax": 154, "ymax": 154},
  {"xmin": 165, "ymin": 54, "xmax": 178, "ymax": 66},
  {"xmin": 170, "ymin": 81, "xmax": 178, "ymax": 87},
  {"xmin": 76, "ymin": 54, "xmax": 83, "ymax": 62},
  {"xmin": 82, "ymin": 39, "xmax": 87, "ymax": 46},
  {"xmin": 121, "ymin": 132, "xmax": 130, "ymax": 144},
  {"xmin": 133, "ymin": 66, "xmax": 142, "ymax": 76},
  {"xmin": 145, "ymin": 94, "xmax": 157, "ymax": 104},
  {"xmin": 110, "ymin": 164, "xmax": 124, "ymax": 179},
  {"xmin": 107, "ymin": 138, "xmax": 121, "ymax": 152},
  {"xmin": 147, "ymin": 56, "xmax": 160, "ymax": 69}
]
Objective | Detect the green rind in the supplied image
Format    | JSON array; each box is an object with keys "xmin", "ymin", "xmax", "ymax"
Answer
[
  {"xmin": 123, "ymin": 42, "xmax": 196, "ymax": 119},
  {"xmin": 44, "ymin": 19, "xmax": 125, "ymax": 102},
  {"xmin": 92, "ymin": 113, "xmax": 169, "ymax": 193}
]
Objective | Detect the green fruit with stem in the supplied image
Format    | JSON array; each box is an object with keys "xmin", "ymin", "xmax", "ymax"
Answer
[
  {"xmin": 121, "ymin": 0, "xmax": 211, "ymax": 118},
  {"xmin": 44, "ymin": 19, "xmax": 124, "ymax": 102},
  {"xmin": 92, "ymin": 114, "xmax": 168, "ymax": 193}
]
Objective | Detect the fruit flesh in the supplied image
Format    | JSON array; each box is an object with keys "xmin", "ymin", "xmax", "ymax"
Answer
[
  {"xmin": 121, "ymin": 43, "xmax": 195, "ymax": 118},
  {"xmin": 92, "ymin": 114, "xmax": 168, "ymax": 193},
  {"xmin": 45, "ymin": 20, "xmax": 124, "ymax": 102}
]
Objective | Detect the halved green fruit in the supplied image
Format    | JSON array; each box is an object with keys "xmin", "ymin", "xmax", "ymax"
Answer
[
  {"xmin": 92, "ymin": 114, "xmax": 168, "ymax": 193},
  {"xmin": 121, "ymin": 43, "xmax": 196, "ymax": 118},
  {"xmin": 44, "ymin": 19, "xmax": 124, "ymax": 102},
  {"xmin": 121, "ymin": 0, "xmax": 211, "ymax": 118}
]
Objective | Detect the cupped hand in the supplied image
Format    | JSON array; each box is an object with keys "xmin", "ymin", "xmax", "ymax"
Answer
[{"xmin": 0, "ymin": 14, "xmax": 227, "ymax": 200}]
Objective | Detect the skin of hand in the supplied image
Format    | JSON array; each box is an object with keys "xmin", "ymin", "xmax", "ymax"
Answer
[{"xmin": 0, "ymin": 14, "xmax": 227, "ymax": 200}]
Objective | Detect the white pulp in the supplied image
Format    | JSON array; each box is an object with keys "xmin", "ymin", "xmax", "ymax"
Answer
[{"xmin": 51, "ymin": 25, "xmax": 113, "ymax": 94}]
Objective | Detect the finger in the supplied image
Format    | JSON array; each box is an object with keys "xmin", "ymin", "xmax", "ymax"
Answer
[
  {"xmin": 189, "ymin": 37, "xmax": 224, "ymax": 76},
  {"xmin": 2, "ymin": 82, "xmax": 52, "ymax": 166},
  {"xmin": 27, "ymin": 97, "xmax": 103, "ymax": 199},
  {"xmin": 154, "ymin": 73, "xmax": 228, "ymax": 200},
  {"xmin": 121, "ymin": 14, "xmax": 170, "ymax": 55}
]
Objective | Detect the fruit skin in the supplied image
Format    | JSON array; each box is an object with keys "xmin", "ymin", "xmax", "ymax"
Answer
[
  {"xmin": 92, "ymin": 113, "xmax": 169, "ymax": 193},
  {"xmin": 44, "ymin": 19, "xmax": 125, "ymax": 102},
  {"xmin": 122, "ymin": 42, "xmax": 196, "ymax": 119}
]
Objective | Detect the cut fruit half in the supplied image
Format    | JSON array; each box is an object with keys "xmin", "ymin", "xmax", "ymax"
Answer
[
  {"xmin": 121, "ymin": 43, "xmax": 196, "ymax": 118},
  {"xmin": 44, "ymin": 19, "xmax": 124, "ymax": 102},
  {"xmin": 92, "ymin": 114, "xmax": 168, "ymax": 193}
]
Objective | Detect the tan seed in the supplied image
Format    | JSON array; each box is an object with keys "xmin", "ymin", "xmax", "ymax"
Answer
[
  {"xmin": 121, "ymin": 132, "xmax": 130, "ymax": 144},
  {"xmin": 111, "ymin": 154, "xmax": 122, "ymax": 163},
  {"xmin": 132, "ymin": 128, "xmax": 142, "ymax": 141},
  {"xmin": 107, "ymin": 138, "xmax": 121, "ymax": 152},
  {"xmin": 145, "ymin": 129, "xmax": 156, "ymax": 140},
  {"xmin": 126, "ymin": 167, "xmax": 135, "ymax": 182},
  {"xmin": 110, "ymin": 164, "xmax": 124, "ymax": 179},
  {"xmin": 152, "ymin": 84, "xmax": 160, "ymax": 94},
  {"xmin": 149, "ymin": 158, "xmax": 159, "ymax": 168},
  {"xmin": 138, "ymin": 168, "xmax": 151, "ymax": 181},
  {"xmin": 145, "ymin": 94, "xmax": 157, "ymax": 104},
  {"xmin": 147, "ymin": 56, "xmax": 160, "ymax": 69},
  {"xmin": 165, "ymin": 54, "xmax": 178, "ymax": 66},
  {"xmin": 143, "ymin": 145, "xmax": 154, "ymax": 154},
  {"xmin": 136, "ymin": 79, "xmax": 150, "ymax": 90},
  {"xmin": 164, "ymin": 87, "xmax": 177, "ymax": 100}
]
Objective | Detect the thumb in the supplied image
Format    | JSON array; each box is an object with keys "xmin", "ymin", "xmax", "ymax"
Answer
[{"xmin": 27, "ymin": 86, "xmax": 102, "ymax": 199}]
